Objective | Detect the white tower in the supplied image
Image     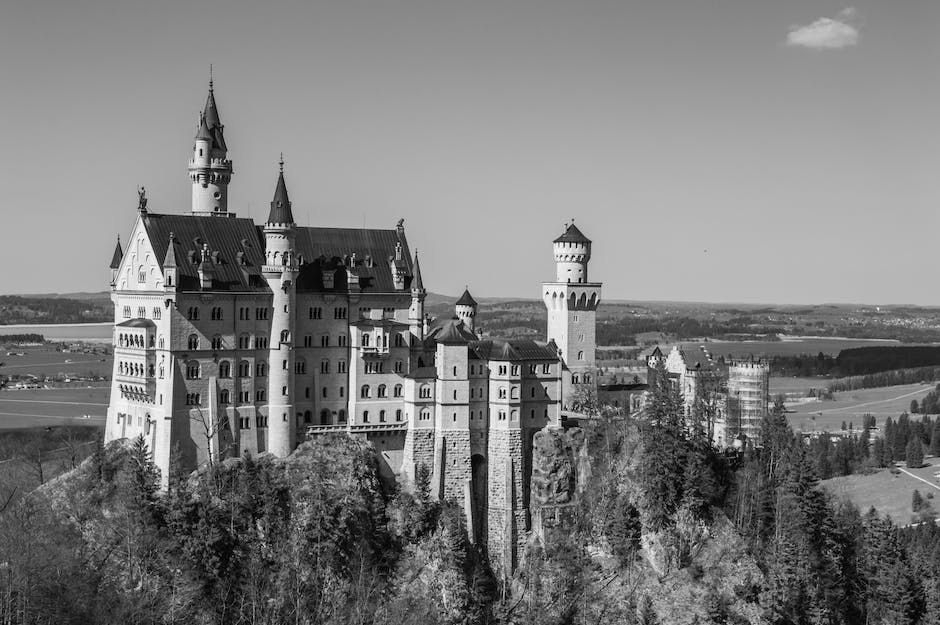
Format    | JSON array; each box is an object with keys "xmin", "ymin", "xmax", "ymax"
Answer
[
  {"xmin": 189, "ymin": 78, "xmax": 233, "ymax": 216},
  {"xmin": 455, "ymin": 287, "xmax": 478, "ymax": 332},
  {"xmin": 263, "ymin": 157, "xmax": 297, "ymax": 456},
  {"xmin": 409, "ymin": 251, "xmax": 426, "ymax": 341},
  {"xmin": 541, "ymin": 222, "xmax": 602, "ymax": 406}
]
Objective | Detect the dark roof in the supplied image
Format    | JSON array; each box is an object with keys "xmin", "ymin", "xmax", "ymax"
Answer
[
  {"xmin": 194, "ymin": 114, "xmax": 212, "ymax": 142},
  {"xmin": 553, "ymin": 223, "xmax": 591, "ymax": 244},
  {"xmin": 202, "ymin": 86, "xmax": 227, "ymax": 152},
  {"xmin": 351, "ymin": 319, "xmax": 409, "ymax": 329},
  {"xmin": 455, "ymin": 288, "xmax": 477, "ymax": 307},
  {"xmin": 266, "ymin": 170, "xmax": 294, "ymax": 224},
  {"xmin": 109, "ymin": 236, "xmax": 123, "ymax": 269},
  {"xmin": 163, "ymin": 233, "xmax": 178, "ymax": 268},
  {"xmin": 599, "ymin": 383, "xmax": 648, "ymax": 392},
  {"xmin": 144, "ymin": 213, "xmax": 414, "ymax": 294},
  {"xmin": 117, "ymin": 318, "xmax": 156, "ymax": 329},
  {"xmin": 430, "ymin": 319, "xmax": 478, "ymax": 344},
  {"xmin": 405, "ymin": 366, "xmax": 437, "ymax": 380},
  {"xmin": 470, "ymin": 339, "xmax": 558, "ymax": 362},
  {"xmin": 678, "ymin": 346, "xmax": 714, "ymax": 371},
  {"xmin": 411, "ymin": 251, "xmax": 424, "ymax": 291}
]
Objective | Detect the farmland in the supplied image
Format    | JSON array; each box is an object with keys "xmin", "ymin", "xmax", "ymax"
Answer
[
  {"xmin": 0, "ymin": 387, "xmax": 109, "ymax": 429},
  {"xmin": 1, "ymin": 346, "xmax": 112, "ymax": 378},
  {"xmin": 785, "ymin": 382, "xmax": 935, "ymax": 432},
  {"xmin": 822, "ymin": 458, "xmax": 940, "ymax": 526}
]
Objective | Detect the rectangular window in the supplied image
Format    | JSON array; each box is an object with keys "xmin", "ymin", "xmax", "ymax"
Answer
[
  {"xmin": 152, "ymin": 307, "xmax": 161, "ymax": 320},
  {"xmin": 303, "ymin": 335, "xmax": 312, "ymax": 347},
  {"xmin": 338, "ymin": 335, "xmax": 347, "ymax": 347},
  {"xmin": 320, "ymin": 335, "xmax": 329, "ymax": 347},
  {"xmin": 337, "ymin": 360, "xmax": 347, "ymax": 373},
  {"xmin": 334, "ymin": 307, "xmax": 347, "ymax": 319},
  {"xmin": 123, "ymin": 306, "xmax": 131, "ymax": 319},
  {"xmin": 320, "ymin": 360, "xmax": 330, "ymax": 374}
]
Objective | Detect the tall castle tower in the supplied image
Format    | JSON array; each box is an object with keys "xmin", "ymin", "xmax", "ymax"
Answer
[
  {"xmin": 189, "ymin": 78, "xmax": 233, "ymax": 216},
  {"xmin": 455, "ymin": 288, "xmax": 478, "ymax": 332},
  {"xmin": 542, "ymin": 222, "xmax": 602, "ymax": 405},
  {"xmin": 409, "ymin": 250, "xmax": 426, "ymax": 342},
  {"xmin": 263, "ymin": 158, "xmax": 298, "ymax": 456}
]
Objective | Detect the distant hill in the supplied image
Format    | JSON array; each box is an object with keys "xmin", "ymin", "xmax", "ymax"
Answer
[{"xmin": 0, "ymin": 295, "xmax": 111, "ymax": 325}]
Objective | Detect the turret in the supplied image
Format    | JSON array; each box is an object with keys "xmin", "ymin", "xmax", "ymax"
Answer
[
  {"xmin": 109, "ymin": 235, "xmax": 123, "ymax": 287},
  {"xmin": 189, "ymin": 76, "xmax": 233, "ymax": 216},
  {"xmin": 553, "ymin": 222, "xmax": 591, "ymax": 283},
  {"xmin": 163, "ymin": 232, "xmax": 178, "ymax": 290},
  {"xmin": 455, "ymin": 287, "xmax": 477, "ymax": 332},
  {"xmin": 263, "ymin": 157, "xmax": 297, "ymax": 457},
  {"xmin": 409, "ymin": 250, "xmax": 426, "ymax": 341}
]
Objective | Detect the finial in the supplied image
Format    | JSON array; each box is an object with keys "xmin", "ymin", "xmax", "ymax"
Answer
[
  {"xmin": 137, "ymin": 186, "xmax": 148, "ymax": 212},
  {"xmin": 209, "ymin": 64, "xmax": 214, "ymax": 91},
  {"xmin": 169, "ymin": 231, "xmax": 175, "ymax": 242},
  {"xmin": 116, "ymin": 234, "xmax": 120, "ymax": 243},
  {"xmin": 279, "ymin": 152, "xmax": 284, "ymax": 173}
]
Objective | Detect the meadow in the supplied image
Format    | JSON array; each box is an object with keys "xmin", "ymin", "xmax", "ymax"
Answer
[
  {"xmin": 822, "ymin": 458, "xmax": 940, "ymax": 526},
  {"xmin": 785, "ymin": 382, "xmax": 935, "ymax": 431},
  {"xmin": 1, "ymin": 346, "xmax": 112, "ymax": 378},
  {"xmin": 0, "ymin": 387, "xmax": 109, "ymax": 429},
  {"xmin": 0, "ymin": 322, "xmax": 112, "ymax": 342},
  {"xmin": 673, "ymin": 336, "xmax": 902, "ymax": 359}
]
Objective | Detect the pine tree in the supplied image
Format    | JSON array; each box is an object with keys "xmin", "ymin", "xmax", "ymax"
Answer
[
  {"xmin": 930, "ymin": 422, "xmax": 940, "ymax": 457},
  {"xmin": 907, "ymin": 438, "xmax": 925, "ymax": 469}
]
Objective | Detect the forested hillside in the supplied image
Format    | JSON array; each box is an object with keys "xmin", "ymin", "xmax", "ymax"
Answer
[
  {"xmin": 0, "ymin": 295, "xmax": 111, "ymax": 324},
  {"xmin": 1, "ymin": 376, "xmax": 938, "ymax": 623}
]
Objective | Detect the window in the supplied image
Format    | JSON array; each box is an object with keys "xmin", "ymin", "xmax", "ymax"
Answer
[
  {"xmin": 280, "ymin": 330, "xmax": 290, "ymax": 343},
  {"xmin": 187, "ymin": 307, "xmax": 200, "ymax": 320},
  {"xmin": 136, "ymin": 306, "xmax": 145, "ymax": 319},
  {"xmin": 220, "ymin": 389, "xmax": 230, "ymax": 403},
  {"xmin": 158, "ymin": 337, "xmax": 164, "ymax": 349},
  {"xmin": 282, "ymin": 359, "xmax": 287, "ymax": 370},
  {"xmin": 320, "ymin": 360, "xmax": 330, "ymax": 374},
  {"xmin": 543, "ymin": 364, "xmax": 551, "ymax": 374},
  {"xmin": 453, "ymin": 366, "xmax": 458, "ymax": 376},
  {"xmin": 239, "ymin": 307, "xmax": 250, "ymax": 320},
  {"xmin": 256, "ymin": 415, "xmax": 268, "ymax": 428},
  {"xmin": 254, "ymin": 337, "xmax": 268, "ymax": 349},
  {"xmin": 378, "ymin": 384, "xmax": 387, "ymax": 398},
  {"xmin": 152, "ymin": 307, "xmax": 161, "ymax": 320},
  {"xmin": 394, "ymin": 334, "xmax": 405, "ymax": 347},
  {"xmin": 211, "ymin": 307, "xmax": 223, "ymax": 320},
  {"xmin": 572, "ymin": 374, "xmax": 580, "ymax": 384},
  {"xmin": 255, "ymin": 390, "xmax": 266, "ymax": 402},
  {"xmin": 123, "ymin": 306, "xmax": 131, "ymax": 319},
  {"xmin": 530, "ymin": 387, "xmax": 536, "ymax": 398},
  {"xmin": 186, "ymin": 361, "xmax": 200, "ymax": 379},
  {"xmin": 282, "ymin": 385, "xmax": 288, "ymax": 396},
  {"xmin": 305, "ymin": 387, "xmax": 310, "ymax": 398},
  {"xmin": 361, "ymin": 384, "xmax": 371, "ymax": 398},
  {"xmin": 239, "ymin": 334, "xmax": 251, "ymax": 349},
  {"xmin": 309, "ymin": 306, "xmax": 322, "ymax": 319},
  {"xmin": 394, "ymin": 360, "xmax": 403, "ymax": 373},
  {"xmin": 188, "ymin": 334, "xmax": 199, "ymax": 350},
  {"xmin": 219, "ymin": 361, "xmax": 231, "ymax": 378},
  {"xmin": 338, "ymin": 335, "xmax": 347, "ymax": 347},
  {"xmin": 322, "ymin": 386, "xmax": 328, "ymax": 398},
  {"xmin": 334, "ymin": 307, "xmax": 347, "ymax": 319},
  {"xmin": 498, "ymin": 410, "xmax": 506, "ymax": 421},
  {"xmin": 393, "ymin": 384, "xmax": 403, "ymax": 398},
  {"xmin": 498, "ymin": 387, "xmax": 507, "ymax": 399},
  {"xmin": 420, "ymin": 409, "xmax": 431, "ymax": 421},
  {"xmin": 511, "ymin": 387, "xmax": 519, "ymax": 400},
  {"xmin": 453, "ymin": 389, "xmax": 458, "ymax": 400},
  {"xmin": 138, "ymin": 268, "xmax": 146, "ymax": 283},
  {"xmin": 256, "ymin": 361, "xmax": 267, "ymax": 376},
  {"xmin": 337, "ymin": 360, "xmax": 347, "ymax": 374},
  {"xmin": 511, "ymin": 365, "xmax": 519, "ymax": 376},
  {"xmin": 255, "ymin": 307, "xmax": 268, "ymax": 320},
  {"xmin": 211, "ymin": 335, "xmax": 223, "ymax": 350},
  {"xmin": 303, "ymin": 335, "xmax": 312, "ymax": 347},
  {"xmin": 295, "ymin": 359, "xmax": 307, "ymax": 374},
  {"xmin": 304, "ymin": 410, "xmax": 313, "ymax": 424},
  {"xmin": 577, "ymin": 351, "xmax": 584, "ymax": 361},
  {"xmin": 498, "ymin": 365, "xmax": 507, "ymax": 375},
  {"xmin": 239, "ymin": 390, "xmax": 250, "ymax": 403},
  {"xmin": 338, "ymin": 409, "xmax": 347, "ymax": 423},
  {"xmin": 362, "ymin": 411, "xmax": 369, "ymax": 423},
  {"xmin": 379, "ymin": 410, "xmax": 386, "ymax": 423},
  {"xmin": 185, "ymin": 393, "xmax": 201, "ymax": 406},
  {"xmin": 238, "ymin": 360, "xmax": 250, "ymax": 377},
  {"xmin": 320, "ymin": 335, "xmax": 329, "ymax": 347},
  {"xmin": 420, "ymin": 385, "xmax": 431, "ymax": 399},
  {"xmin": 339, "ymin": 386, "xmax": 345, "ymax": 398},
  {"xmin": 361, "ymin": 334, "xmax": 370, "ymax": 347},
  {"xmin": 359, "ymin": 307, "xmax": 371, "ymax": 318}
]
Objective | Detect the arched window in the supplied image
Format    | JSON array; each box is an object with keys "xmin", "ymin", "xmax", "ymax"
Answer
[
  {"xmin": 239, "ymin": 333, "xmax": 251, "ymax": 349},
  {"xmin": 530, "ymin": 387, "xmax": 536, "ymax": 398},
  {"xmin": 319, "ymin": 409, "xmax": 330, "ymax": 425},
  {"xmin": 256, "ymin": 361, "xmax": 267, "ymax": 377},
  {"xmin": 498, "ymin": 387, "xmax": 507, "ymax": 399},
  {"xmin": 187, "ymin": 334, "xmax": 199, "ymax": 350},
  {"xmin": 295, "ymin": 358, "xmax": 306, "ymax": 374},
  {"xmin": 572, "ymin": 374, "xmax": 580, "ymax": 384},
  {"xmin": 185, "ymin": 361, "xmax": 200, "ymax": 379},
  {"xmin": 361, "ymin": 384, "xmax": 371, "ymax": 398},
  {"xmin": 238, "ymin": 360, "xmax": 250, "ymax": 377},
  {"xmin": 510, "ymin": 387, "xmax": 519, "ymax": 400},
  {"xmin": 420, "ymin": 385, "xmax": 431, "ymax": 399},
  {"xmin": 577, "ymin": 351, "xmax": 584, "ymax": 361},
  {"xmin": 304, "ymin": 410, "xmax": 312, "ymax": 424},
  {"xmin": 420, "ymin": 409, "xmax": 431, "ymax": 420},
  {"xmin": 338, "ymin": 409, "xmax": 347, "ymax": 423},
  {"xmin": 220, "ymin": 389, "xmax": 230, "ymax": 403},
  {"xmin": 394, "ymin": 334, "xmax": 405, "ymax": 347},
  {"xmin": 362, "ymin": 410, "xmax": 369, "ymax": 423},
  {"xmin": 280, "ymin": 329, "xmax": 290, "ymax": 343},
  {"xmin": 211, "ymin": 335, "xmax": 223, "ymax": 350},
  {"xmin": 379, "ymin": 410, "xmax": 386, "ymax": 422},
  {"xmin": 362, "ymin": 333, "xmax": 370, "ymax": 347},
  {"xmin": 393, "ymin": 384, "xmax": 403, "ymax": 398},
  {"xmin": 377, "ymin": 384, "xmax": 387, "ymax": 398},
  {"xmin": 219, "ymin": 361, "xmax": 230, "ymax": 378},
  {"xmin": 396, "ymin": 409, "xmax": 402, "ymax": 421}
]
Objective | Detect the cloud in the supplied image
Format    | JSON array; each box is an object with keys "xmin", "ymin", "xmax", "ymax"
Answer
[{"xmin": 787, "ymin": 8, "xmax": 860, "ymax": 49}]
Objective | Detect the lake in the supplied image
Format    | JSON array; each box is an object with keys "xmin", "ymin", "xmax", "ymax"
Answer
[{"xmin": 0, "ymin": 323, "xmax": 112, "ymax": 343}]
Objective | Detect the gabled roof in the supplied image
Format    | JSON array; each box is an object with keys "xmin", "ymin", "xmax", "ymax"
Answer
[
  {"xmin": 455, "ymin": 288, "xmax": 477, "ymax": 307},
  {"xmin": 109, "ymin": 236, "xmax": 123, "ymax": 269},
  {"xmin": 266, "ymin": 169, "xmax": 294, "ymax": 225},
  {"xmin": 553, "ymin": 223, "xmax": 591, "ymax": 244},
  {"xmin": 293, "ymin": 227, "xmax": 414, "ymax": 293},
  {"xmin": 431, "ymin": 318, "xmax": 478, "ymax": 344},
  {"xmin": 469, "ymin": 339, "xmax": 558, "ymax": 362}
]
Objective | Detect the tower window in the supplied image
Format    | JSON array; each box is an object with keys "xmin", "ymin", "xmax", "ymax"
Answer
[{"xmin": 578, "ymin": 351, "xmax": 584, "ymax": 361}]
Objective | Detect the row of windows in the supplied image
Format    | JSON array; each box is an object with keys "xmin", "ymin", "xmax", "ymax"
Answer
[
  {"xmin": 117, "ymin": 333, "xmax": 153, "ymax": 348},
  {"xmin": 359, "ymin": 384, "xmax": 404, "ymax": 399},
  {"xmin": 302, "ymin": 334, "xmax": 348, "ymax": 347},
  {"xmin": 571, "ymin": 373, "xmax": 593, "ymax": 384},
  {"xmin": 121, "ymin": 306, "xmax": 162, "ymax": 320},
  {"xmin": 361, "ymin": 333, "xmax": 407, "ymax": 348},
  {"xmin": 117, "ymin": 361, "xmax": 153, "ymax": 378},
  {"xmin": 361, "ymin": 409, "xmax": 403, "ymax": 423}
]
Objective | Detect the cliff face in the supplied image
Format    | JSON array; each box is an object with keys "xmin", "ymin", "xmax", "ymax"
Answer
[{"xmin": 526, "ymin": 424, "xmax": 768, "ymax": 625}]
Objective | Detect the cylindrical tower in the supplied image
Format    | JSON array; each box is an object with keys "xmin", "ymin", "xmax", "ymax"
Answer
[
  {"xmin": 455, "ymin": 287, "xmax": 478, "ymax": 332},
  {"xmin": 553, "ymin": 222, "xmax": 591, "ymax": 283},
  {"xmin": 189, "ymin": 81, "xmax": 233, "ymax": 216},
  {"xmin": 263, "ymin": 159, "xmax": 297, "ymax": 457},
  {"xmin": 727, "ymin": 359, "xmax": 770, "ymax": 445}
]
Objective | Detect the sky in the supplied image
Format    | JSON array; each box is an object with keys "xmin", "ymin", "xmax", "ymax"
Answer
[{"xmin": 1, "ymin": 0, "xmax": 938, "ymax": 305}]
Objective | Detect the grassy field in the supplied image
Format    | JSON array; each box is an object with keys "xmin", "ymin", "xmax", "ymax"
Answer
[
  {"xmin": 770, "ymin": 376, "xmax": 831, "ymax": 394},
  {"xmin": 822, "ymin": 458, "xmax": 940, "ymax": 526},
  {"xmin": 0, "ymin": 387, "xmax": 110, "ymax": 429},
  {"xmin": 0, "ymin": 345, "xmax": 112, "ymax": 378},
  {"xmin": 785, "ymin": 382, "xmax": 935, "ymax": 431},
  {"xmin": 0, "ymin": 322, "xmax": 112, "ymax": 342},
  {"xmin": 673, "ymin": 337, "xmax": 903, "ymax": 359}
]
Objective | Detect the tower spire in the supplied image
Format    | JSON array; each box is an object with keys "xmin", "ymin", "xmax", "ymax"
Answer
[
  {"xmin": 412, "ymin": 249, "xmax": 425, "ymax": 292},
  {"xmin": 267, "ymin": 157, "xmax": 294, "ymax": 225}
]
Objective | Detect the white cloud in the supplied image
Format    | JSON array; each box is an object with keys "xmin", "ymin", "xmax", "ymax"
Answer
[{"xmin": 787, "ymin": 8, "xmax": 860, "ymax": 49}]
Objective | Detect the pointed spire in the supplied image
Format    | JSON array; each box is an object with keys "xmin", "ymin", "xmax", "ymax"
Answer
[
  {"xmin": 456, "ymin": 287, "xmax": 477, "ymax": 307},
  {"xmin": 163, "ymin": 232, "xmax": 178, "ymax": 268},
  {"xmin": 201, "ymin": 72, "xmax": 226, "ymax": 152},
  {"xmin": 109, "ymin": 235, "xmax": 123, "ymax": 269},
  {"xmin": 194, "ymin": 111, "xmax": 212, "ymax": 141},
  {"xmin": 411, "ymin": 250, "xmax": 425, "ymax": 292},
  {"xmin": 266, "ymin": 157, "xmax": 294, "ymax": 225}
]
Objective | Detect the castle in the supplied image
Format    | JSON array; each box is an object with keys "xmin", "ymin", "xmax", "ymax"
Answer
[{"xmin": 104, "ymin": 80, "xmax": 602, "ymax": 571}]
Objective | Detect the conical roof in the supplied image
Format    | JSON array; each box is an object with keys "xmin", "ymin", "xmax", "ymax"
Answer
[
  {"xmin": 411, "ymin": 251, "xmax": 425, "ymax": 291},
  {"xmin": 266, "ymin": 168, "xmax": 294, "ymax": 225},
  {"xmin": 109, "ymin": 236, "xmax": 123, "ymax": 269},
  {"xmin": 163, "ymin": 233, "xmax": 178, "ymax": 268},
  {"xmin": 553, "ymin": 223, "xmax": 591, "ymax": 244},
  {"xmin": 201, "ymin": 84, "xmax": 227, "ymax": 152},
  {"xmin": 194, "ymin": 113, "xmax": 212, "ymax": 141},
  {"xmin": 456, "ymin": 288, "xmax": 477, "ymax": 307}
]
